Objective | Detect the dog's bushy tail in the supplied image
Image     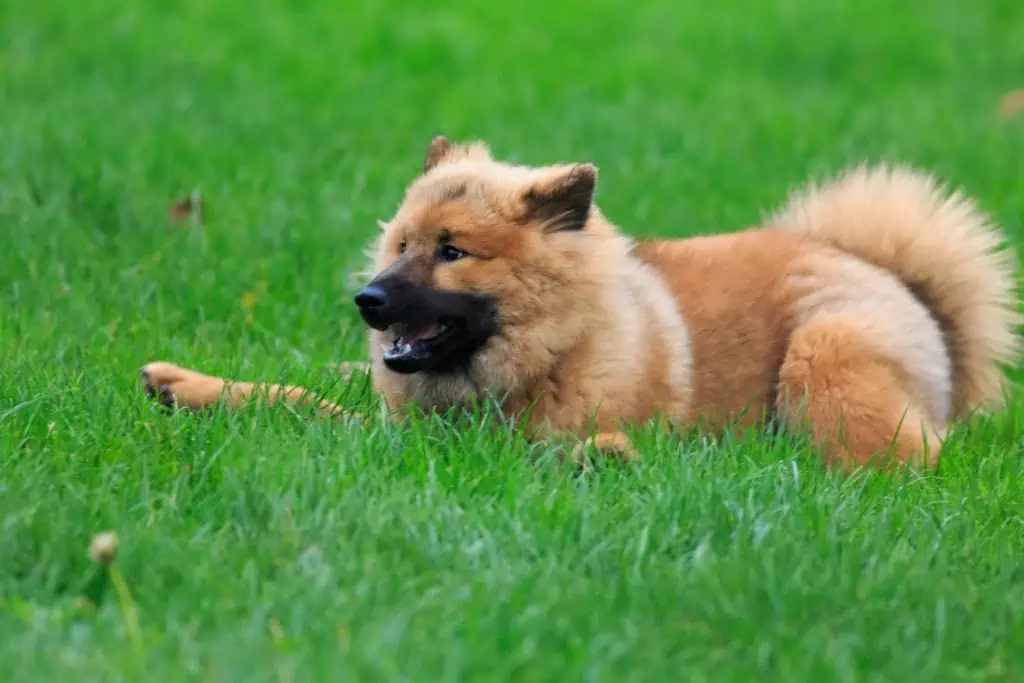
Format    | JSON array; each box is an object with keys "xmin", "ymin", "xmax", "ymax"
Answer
[{"xmin": 769, "ymin": 164, "xmax": 1021, "ymax": 418}]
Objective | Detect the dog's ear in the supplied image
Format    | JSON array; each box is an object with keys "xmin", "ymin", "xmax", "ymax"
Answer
[
  {"xmin": 522, "ymin": 163, "xmax": 597, "ymax": 232},
  {"xmin": 423, "ymin": 136, "xmax": 455, "ymax": 173},
  {"xmin": 423, "ymin": 136, "xmax": 492, "ymax": 173}
]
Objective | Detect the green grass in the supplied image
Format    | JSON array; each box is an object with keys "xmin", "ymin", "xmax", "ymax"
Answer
[{"xmin": 3, "ymin": 0, "xmax": 1024, "ymax": 680}]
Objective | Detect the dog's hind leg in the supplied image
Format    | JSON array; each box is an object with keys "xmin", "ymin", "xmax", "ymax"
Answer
[
  {"xmin": 139, "ymin": 361, "xmax": 349, "ymax": 418},
  {"xmin": 775, "ymin": 316, "xmax": 945, "ymax": 470}
]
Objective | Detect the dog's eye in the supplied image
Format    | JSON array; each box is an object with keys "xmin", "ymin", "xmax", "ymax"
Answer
[
  {"xmin": 398, "ymin": 240, "xmax": 407, "ymax": 254},
  {"xmin": 437, "ymin": 245, "xmax": 467, "ymax": 263}
]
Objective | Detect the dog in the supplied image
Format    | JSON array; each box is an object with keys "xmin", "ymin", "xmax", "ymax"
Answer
[{"xmin": 141, "ymin": 136, "xmax": 1020, "ymax": 468}]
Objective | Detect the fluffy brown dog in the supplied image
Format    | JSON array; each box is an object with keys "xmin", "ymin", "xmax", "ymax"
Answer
[{"xmin": 141, "ymin": 136, "xmax": 1021, "ymax": 468}]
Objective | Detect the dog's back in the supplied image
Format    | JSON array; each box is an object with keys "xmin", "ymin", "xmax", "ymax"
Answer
[
  {"xmin": 632, "ymin": 166, "xmax": 1019, "ymax": 466},
  {"xmin": 632, "ymin": 229, "xmax": 806, "ymax": 430}
]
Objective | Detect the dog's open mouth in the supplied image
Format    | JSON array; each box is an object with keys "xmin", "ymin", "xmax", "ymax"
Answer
[
  {"xmin": 383, "ymin": 318, "xmax": 462, "ymax": 373},
  {"xmin": 355, "ymin": 277, "xmax": 500, "ymax": 375}
]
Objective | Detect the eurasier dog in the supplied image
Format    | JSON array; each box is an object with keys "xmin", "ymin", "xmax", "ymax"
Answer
[{"xmin": 141, "ymin": 136, "xmax": 1020, "ymax": 469}]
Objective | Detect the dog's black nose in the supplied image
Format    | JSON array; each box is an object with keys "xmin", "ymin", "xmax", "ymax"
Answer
[{"xmin": 354, "ymin": 284, "xmax": 388, "ymax": 310}]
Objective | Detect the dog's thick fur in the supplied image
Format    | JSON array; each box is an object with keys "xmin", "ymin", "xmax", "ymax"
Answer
[{"xmin": 142, "ymin": 137, "xmax": 1020, "ymax": 469}]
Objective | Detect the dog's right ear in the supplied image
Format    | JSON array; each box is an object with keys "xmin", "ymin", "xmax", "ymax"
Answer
[
  {"xmin": 422, "ymin": 136, "xmax": 492, "ymax": 173},
  {"xmin": 423, "ymin": 136, "xmax": 454, "ymax": 173}
]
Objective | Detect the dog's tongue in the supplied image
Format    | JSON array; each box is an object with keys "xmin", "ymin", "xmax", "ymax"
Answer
[{"xmin": 402, "ymin": 323, "xmax": 442, "ymax": 343}]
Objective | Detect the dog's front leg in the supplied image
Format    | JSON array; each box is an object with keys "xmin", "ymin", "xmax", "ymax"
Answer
[
  {"xmin": 569, "ymin": 431, "xmax": 638, "ymax": 465},
  {"xmin": 139, "ymin": 361, "xmax": 347, "ymax": 417}
]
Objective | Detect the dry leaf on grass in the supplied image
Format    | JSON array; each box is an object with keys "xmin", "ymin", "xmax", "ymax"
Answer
[
  {"xmin": 168, "ymin": 188, "xmax": 204, "ymax": 226},
  {"xmin": 997, "ymin": 90, "xmax": 1024, "ymax": 119}
]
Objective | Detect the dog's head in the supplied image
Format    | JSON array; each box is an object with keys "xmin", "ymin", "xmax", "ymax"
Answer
[{"xmin": 355, "ymin": 136, "xmax": 629, "ymax": 405}]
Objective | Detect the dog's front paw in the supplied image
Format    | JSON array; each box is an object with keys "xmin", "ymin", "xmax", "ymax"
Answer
[
  {"xmin": 571, "ymin": 431, "xmax": 638, "ymax": 466},
  {"xmin": 139, "ymin": 362, "xmax": 226, "ymax": 410}
]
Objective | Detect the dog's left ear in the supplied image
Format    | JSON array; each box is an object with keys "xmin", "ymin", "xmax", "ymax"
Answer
[{"xmin": 522, "ymin": 163, "xmax": 597, "ymax": 232}]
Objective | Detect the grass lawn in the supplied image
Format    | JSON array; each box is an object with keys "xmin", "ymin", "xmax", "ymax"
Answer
[{"xmin": 3, "ymin": 0, "xmax": 1024, "ymax": 680}]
